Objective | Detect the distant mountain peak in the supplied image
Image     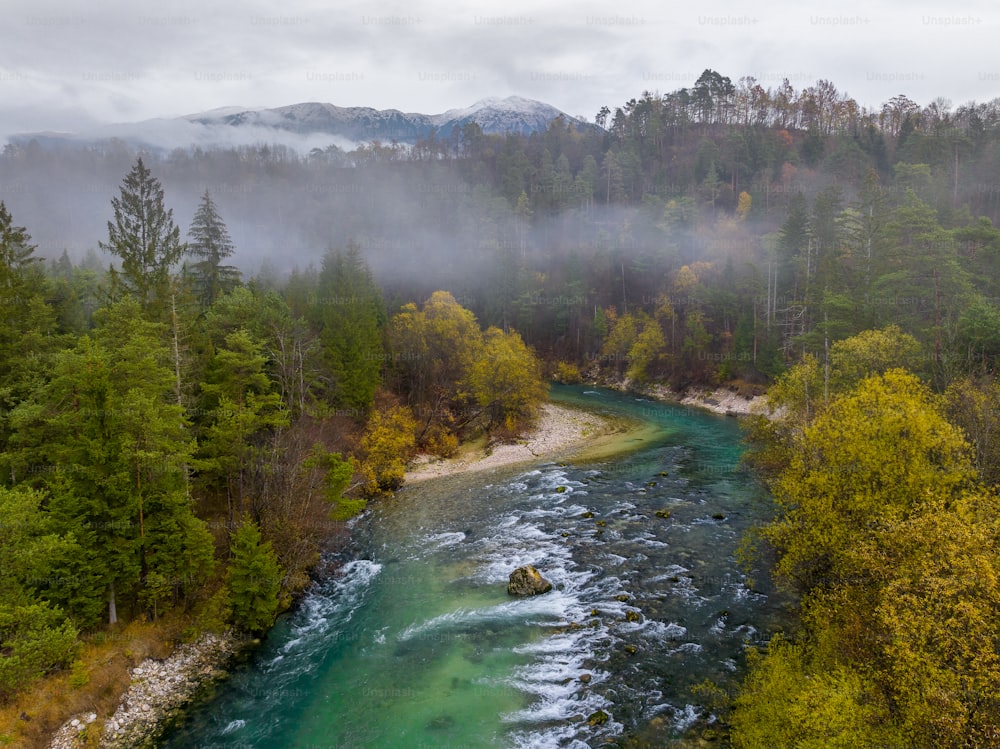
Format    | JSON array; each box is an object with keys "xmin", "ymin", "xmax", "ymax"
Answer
[
  {"xmin": 10, "ymin": 97, "xmax": 596, "ymax": 154},
  {"xmin": 187, "ymin": 96, "xmax": 591, "ymax": 144}
]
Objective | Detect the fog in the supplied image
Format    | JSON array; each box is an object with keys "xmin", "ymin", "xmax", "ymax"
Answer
[{"xmin": 0, "ymin": 139, "xmax": 773, "ymax": 310}]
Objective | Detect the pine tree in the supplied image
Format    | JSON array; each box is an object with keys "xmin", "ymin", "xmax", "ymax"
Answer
[
  {"xmin": 100, "ymin": 158, "xmax": 185, "ymax": 315},
  {"xmin": 186, "ymin": 190, "xmax": 240, "ymax": 308}
]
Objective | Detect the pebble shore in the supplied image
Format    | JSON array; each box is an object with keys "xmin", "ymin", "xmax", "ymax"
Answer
[{"xmin": 48, "ymin": 632, "xmax": 241, "ymax": 749}]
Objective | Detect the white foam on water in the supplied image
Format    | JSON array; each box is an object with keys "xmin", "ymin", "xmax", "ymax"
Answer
[
  {"xmin": 633, "ymin": 535, "xmax": 669, "ymax": 548},
  {"xmin": 424, "ymin": 530, "xmax": 466, "ymax": 548},
  {"xmin": 732, "ymin": 623, "xmax": 759, "ymax": 642},
  {"xmin": 397, "ymin": 592, "xmax": 578, "ymax": 642},
  {"xmin": 646, "ymin": 563, "xmax": 689, "ymax": 582},
  {"xmin": 221, "ymin": 719, "xmax": 245, "ymax": 734},
  {"xmin": 262, "ymin": 559, "xmax": 382, "ymax": 673},
  {"xmin": 634, "ymin": 620, "xmax": 688, "ymax": 640},
  {"xmin": 665, "ymin": 642, "xmax": 704, "ymax": 655},
  {"xmin": 673, "ymin": 703, "xmax": 702, "ymax": 732},
  {"xmin": 725, "ymin": 578, "xmax": 768, "ymax": 602},
  {"xmin": 511, "ymin": 728, "xmax": 603, "ymax": 749}
]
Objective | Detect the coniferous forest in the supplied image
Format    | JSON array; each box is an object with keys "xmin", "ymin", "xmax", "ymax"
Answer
[{"xmin": 4, "ymin": 70, "xmax": 1000, "ymax": 746}]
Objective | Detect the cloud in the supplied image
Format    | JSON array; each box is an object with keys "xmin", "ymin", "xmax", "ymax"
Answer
[{"xmin": 2, "ymin": 0, "xmax": 999, "ymax": 138}]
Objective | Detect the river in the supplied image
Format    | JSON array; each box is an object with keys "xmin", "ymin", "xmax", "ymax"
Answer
[{"xmin": 164, "ymin": 385, "xmax": 788, "ymax": 748}]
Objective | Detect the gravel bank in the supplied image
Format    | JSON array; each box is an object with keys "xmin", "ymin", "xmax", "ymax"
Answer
[
  {"xmin": 48, "ymin": 632, "xmax": 241, "ymax": 749},
  {"xmin": 405, "ymin": 402, "xmax": 614, "ymax": 483}
]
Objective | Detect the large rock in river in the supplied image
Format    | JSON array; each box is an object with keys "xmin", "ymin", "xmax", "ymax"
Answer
[{"xmin": 508, "ymin": 565, "xmax": 553, "ymax": 596}]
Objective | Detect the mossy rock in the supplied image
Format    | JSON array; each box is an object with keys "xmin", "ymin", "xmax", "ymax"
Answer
[
  {"xmin": 587, "ymin": 709, "xmax": 609, "ymax": 727},
  {"xmin": 581, "ymin": 511, "xmax": 595, "ymax": 519},
  {"xmin": 623, "ymin": 644, "xmax": 637, "ymax": 654},
  {"xmin": 579, "ymin": 673, "xmax": 592, "ymax": 684},
  {"xmin": 625, "ymin": 610, "xmax": 640, "ymax": 623},
  {"xmin": 654, "ymin": 509, "xmax": 672, "ymax": 519},
  {"xmin": 711, "ymin": 513, "xmax": 726, "ymax": 520},
  {"xmin": 658, "ymin": 471, "xmax": 670, "ymax": 477},
  {"xmin": 507, "ymin": 565, "xmax": 553, "ymax": 596},
  {"xmin": 555, "ymin": 486, "xmax": 567, "ymax": 493},
  {"xmin": 615, "ymin": 593, "xmax": 630, "ymax": 602},
  {"xmin": 596, "ymin": 520, "xmax": 606, "ymax": 527}
]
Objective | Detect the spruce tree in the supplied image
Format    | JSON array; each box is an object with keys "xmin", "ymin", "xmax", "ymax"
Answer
[
  {"xmin": 100, "ymin": 158, "xmax": 185, "ymax": 315},
  {"xmin": 186, "ymin": 190, "xmax": 240, "ymax": 308},
  {"xmin": 226, "ymin": 519, "xmax": 282, "ymax": 634},
  {"xmin": 312, "ymin": 245, "xmax": 385, "ymax": 411},
  {"xmin": 0, "ymin": 202, "xmax": 57, "ymax": 470},
  {"xmin": 9, "ymin": 299, "xmax": 212, "ymax": 626}
]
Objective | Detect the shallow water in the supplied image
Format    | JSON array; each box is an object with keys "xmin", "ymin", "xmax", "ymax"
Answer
[{"xmin": 164, "ymin": 385, "xmax": 787, "ymax": 748}]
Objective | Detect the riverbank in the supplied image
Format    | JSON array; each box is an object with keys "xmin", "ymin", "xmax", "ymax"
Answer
[
  {"xmin": 405, "ymin": 401, "xmax": 628, "ymax": 483},
  {"xmin": 404, "ymin": 382, "xmax": 768, "ymax": 485},
  {"xmin": 47, "ymin": 632, "xmax": 242, "ymax": 749},
  {"xmin": 647, "ymin": 383, "xmax": 767, "ymax": 416},
  {"xmin": 597, "ymin": 377, "xmax": 769, "ymax": 417}
]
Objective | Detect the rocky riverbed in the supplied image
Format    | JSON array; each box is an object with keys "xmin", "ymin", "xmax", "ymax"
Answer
[
  {"xmin": 601, "ymin": 378, "xmax": 769, "ymax": 417},
  {"xmin": 48, "ymin": 632, "xmax": 241, "ymax": 749}
]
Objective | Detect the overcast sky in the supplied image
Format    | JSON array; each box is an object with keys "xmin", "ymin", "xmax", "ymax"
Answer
[{"xmin": 1, "ymin": 0, "xmax": 998, "ymax": 136}]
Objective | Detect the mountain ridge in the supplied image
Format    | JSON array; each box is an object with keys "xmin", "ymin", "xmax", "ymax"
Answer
[
  {"xmin": 8, "ymin": 96, "xmax": 596, "ymax": 153},
  {"xmin": 185, "ymin": 95, "xmax": 593, "ymax": 143}
]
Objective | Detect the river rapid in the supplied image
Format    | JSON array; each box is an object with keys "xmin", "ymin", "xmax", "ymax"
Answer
[{"xmin": 164, "ymin": 385, "xmax": 788, "ymax": 748}]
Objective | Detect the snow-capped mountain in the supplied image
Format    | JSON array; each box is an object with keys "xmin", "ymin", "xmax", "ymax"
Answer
[
  {"xmin": 8, "ymin": 96, "xmax": 593, "ymax": 153},
  {"xmin": 186, "ymin": 96, "xmax": 591, "ymax": 143}
]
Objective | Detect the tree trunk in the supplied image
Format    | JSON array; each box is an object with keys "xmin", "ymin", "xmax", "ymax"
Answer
[{"xmin": 109, "ymin": 581, "xmax": 118, "ymax": 626}]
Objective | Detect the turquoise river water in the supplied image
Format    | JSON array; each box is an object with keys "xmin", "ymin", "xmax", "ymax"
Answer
[{"xmin": 164, "ymin": 385, "xmax": 788, "ymax": 748}]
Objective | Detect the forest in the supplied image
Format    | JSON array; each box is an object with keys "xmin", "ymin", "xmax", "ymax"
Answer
[{"xmin": 3, "ymin": 68, "xmax": 1000, "ymax": 746}]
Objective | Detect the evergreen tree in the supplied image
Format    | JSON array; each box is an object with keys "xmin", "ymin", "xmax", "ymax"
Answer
[
  {"xmin": 100, "ymin": 158, "xmax": 186, "ymax": 315},
  {"xmin": 312, "ymin": 245, "xmax": 385, "ymax": 411},
  {"xmin": 186, "ymin": 190, "xmax": 240, "ymax": 308},
  {"xmin": 0, "ymin": 203, "xmax": 57, "ymax": 471},
  {"xmin": 9, "ymin": 299, "xmax": 212, "ymax": 626},
  {"xmin": 226, "ymin": 519, "xmax": 283, "ymax": 634},
  {"xmin": 0, "ymin": 485, "xmax": 81, "ymax": 699},
  {"xmin": 196, "ymin": 329, "xmax": 289, "ymax": 521}
]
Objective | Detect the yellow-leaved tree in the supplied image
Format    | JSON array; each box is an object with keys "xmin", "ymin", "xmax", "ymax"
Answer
[
  {"xmin": 388, "ymin": 292, "xmax": 547, "ymax": 448},
  {"xmin": 358, "ymin": 405, "xmax": 417, "ymax": 496},
  {"xmin": 733, "ymin": 362, "xmax": 1000, "ymax": 749},
  {"xmin": 465, "ymin": 327, "xmax": 547, "ymax": 434},
  {"xmin": 766, "ymin": 368, "xmax": 973, "ymax": 593}
]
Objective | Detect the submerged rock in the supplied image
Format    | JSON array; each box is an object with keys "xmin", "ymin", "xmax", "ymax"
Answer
[
  {"xmin": 507, "ymin": 565, "xmax": 553, "ymax": 596},
  {"xmin": 587, "ymin": 709, "xmax": 609, "ymax": 727}
]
